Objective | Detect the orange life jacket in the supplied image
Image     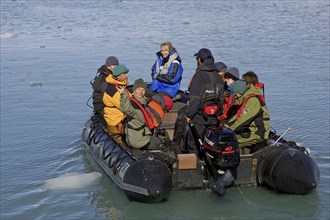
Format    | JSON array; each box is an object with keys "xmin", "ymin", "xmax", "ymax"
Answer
[
  {"xmin": 148, "ymin": 99, "xmax": 165, "ymax": 127},
  {"xmin": 129, "ymin": 97, "xmax": 165, "ymax": 130}
]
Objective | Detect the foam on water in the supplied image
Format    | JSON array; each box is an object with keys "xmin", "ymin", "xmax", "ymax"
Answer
[
  {"xmin": 0, "ymin": 33, "xmax": 15, "ymax": 39},
  {"xmin": 43, "ymin": 172, "xmax": 102, "ymax": 190}
]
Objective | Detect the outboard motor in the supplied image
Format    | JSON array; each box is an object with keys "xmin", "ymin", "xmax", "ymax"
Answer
[
  {"xmin": 203, "ymin": 127, "xmax": 240, "ymax": 195},
  {"xmin": 203, "ymin": 127, "xmax": 240, "ymax": 170}
]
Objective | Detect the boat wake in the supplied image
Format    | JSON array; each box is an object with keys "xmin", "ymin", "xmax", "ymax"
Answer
[{"xmin": 42, "ymin": 172, "xmax": 102, "ymax": 190}]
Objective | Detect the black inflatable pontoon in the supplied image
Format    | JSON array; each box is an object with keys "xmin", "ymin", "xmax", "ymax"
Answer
[{"xmin": 82, "ymin": 90, "xmax": 320, "ymax": 203}]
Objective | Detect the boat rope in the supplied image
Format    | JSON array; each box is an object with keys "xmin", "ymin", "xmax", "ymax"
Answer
[{"xmin": 228, "ymin": 172, "xmax": 253, "ymax": 206}]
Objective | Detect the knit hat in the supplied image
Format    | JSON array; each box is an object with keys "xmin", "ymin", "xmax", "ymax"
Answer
[
  {"xmin": 224, "ymin": 67, "xmax": 240, "ymax": 80},
  {"xmin": 105, "ymin": 56, "xmax": 119, "ymax": 66},
  {"xmin": 113, "ymin": 64, "xmax": 129, "ymax": 77},
  {"xmin": 194, "ymin": 48, "xmax": 212, "ymax": 59},
  {"xmin": 214, "ymin": 62, "xmax": 228, "ymax": 72},
  {"xmin": 231, "ymin": 80, "xmax": 248, "ymax": 97},
  {"xmin": 133, "ymin": 78, "xmax": 147, "ymax": 91}
]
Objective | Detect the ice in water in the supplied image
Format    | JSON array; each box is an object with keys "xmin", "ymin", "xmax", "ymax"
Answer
[{"xmin": 43, "ymin": 172, "xmax": 102, "ymax": 190}]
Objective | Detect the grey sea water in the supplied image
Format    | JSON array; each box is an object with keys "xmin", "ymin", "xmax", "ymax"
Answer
[{"xmin": 1, "ymin": 0, "xmax": 329, "ymax": 219}]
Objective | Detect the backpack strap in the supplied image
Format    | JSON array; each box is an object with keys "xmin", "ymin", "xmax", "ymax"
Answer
[
  {"xmin": 236, "ymin": 94, "xmax": 257, "ymax": 120},
  {"xmin": 255, "ymin": 82, "xmax": 266, "ymax": 102},
  {"xmin": 129, "ymin": 97, "xmax": 155, "ymax": 130},
  {"xmin": 236, "ymin": 93, "xmax": 266, "ymax": 120}
]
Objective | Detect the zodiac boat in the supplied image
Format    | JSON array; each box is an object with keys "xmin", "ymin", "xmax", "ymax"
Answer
[{"xmin": 82, "ymin": 89, "xmax": 320, "ymax": 203}]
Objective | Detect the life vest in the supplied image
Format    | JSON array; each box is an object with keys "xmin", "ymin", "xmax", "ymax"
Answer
[
  {"xmin": 254, "ymin": 82, "xmax": 266, "ymax": 103},
  {"xmin": 129, "ymin": 97, "xmax": 165, "ymax": 130},
  {"xmin": 155, "ymin": 50, "xmax": 179, "ymax": 76},
  {"xmin": 231, "ymin": 92, "xmax": 270, "ymax": 139},
  {"xmin": 219, "ymin": 93, "xmax": 236, "ymax": 120},
  {"xmin": 236, "ymin": 94, "xmax": 265, "ymax": 120},
  {"xmin": 255, "ymin": 82, "xmax": 264, "ymax": 89},
  {"xmin": 148, "ymin": 99, "xmax": 165, "ymax": 127}
]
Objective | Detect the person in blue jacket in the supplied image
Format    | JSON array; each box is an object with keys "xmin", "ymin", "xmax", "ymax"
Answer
[{"xmin": 150, "ymin": 42, "xmax": 183, "ymax": 98}]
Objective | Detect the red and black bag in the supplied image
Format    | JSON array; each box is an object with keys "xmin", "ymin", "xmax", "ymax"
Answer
[{"xmin": 203, "ymin": 104, "xmax": 219, "ymax": 116}]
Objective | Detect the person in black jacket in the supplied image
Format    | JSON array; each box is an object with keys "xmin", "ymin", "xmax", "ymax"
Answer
[
  {"xmin": 91, "ymin": 56, "xmax": 119, "ymax": 125},
  {"xmin": 185, "ymin": 48, "xmax": 225, "ymax": 152}
]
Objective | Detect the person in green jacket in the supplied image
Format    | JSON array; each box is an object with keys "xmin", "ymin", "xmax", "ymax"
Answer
[
  {"xmin": 116, "ymin": 78, "xmax": 174, "ymax": 151},
  {"xmin": 224, "ymin": 80, "xmax": 270, "ymax": 154}
]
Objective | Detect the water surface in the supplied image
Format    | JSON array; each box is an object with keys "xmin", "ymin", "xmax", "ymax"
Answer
[{"xmin": 1, "ymin": 1, "xmax": 329, "ymax": 219}]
